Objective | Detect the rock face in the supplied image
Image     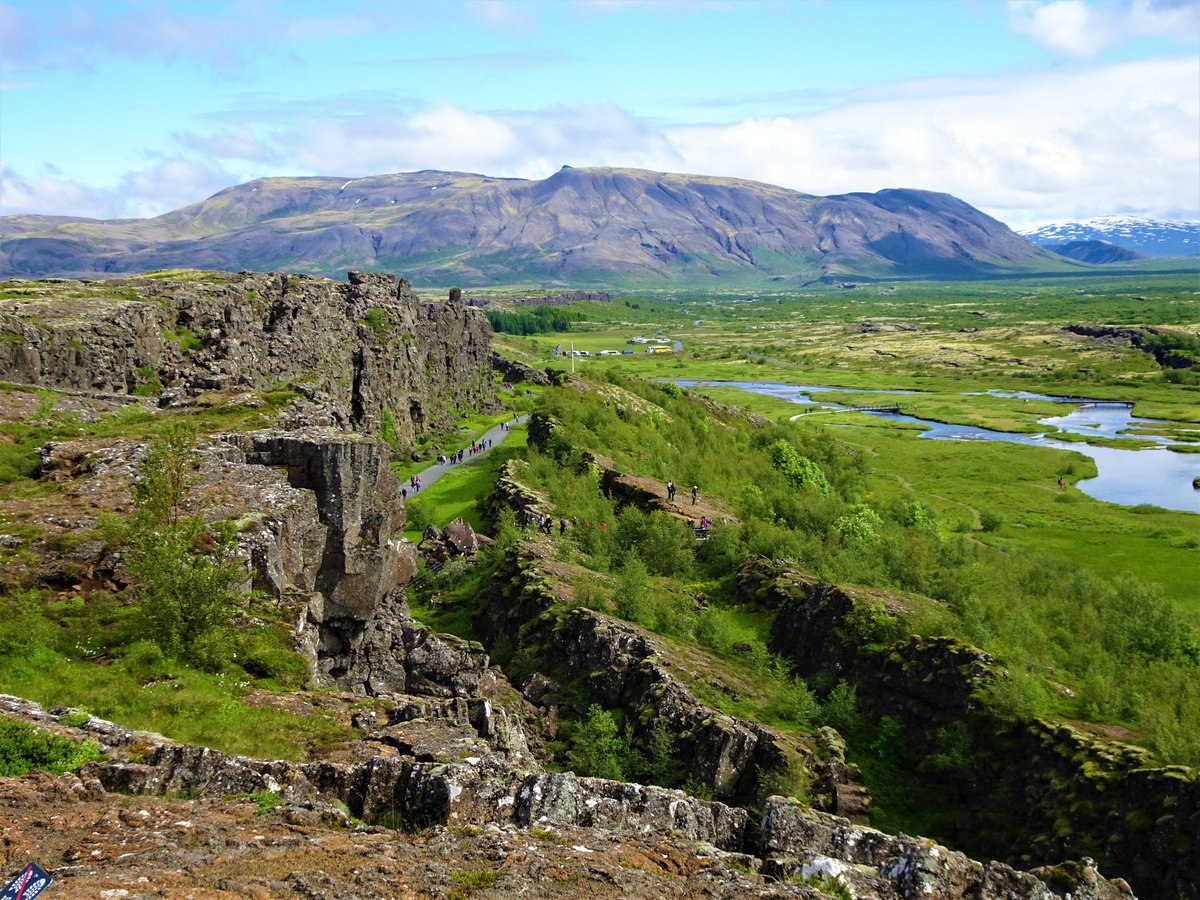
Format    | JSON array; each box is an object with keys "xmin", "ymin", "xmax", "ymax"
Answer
[
  {"xmin": 491, "ymin": 350, "xmax": 551, "ymax": 386},
  {"xmin": 0, "ymin": 270, "xmax": 495, "ymax": 443},
  {"xmin": 761, "ymin": 798, "xmax": 1134, "ymax": 900},
  {"xmin": 215, "ymin": 428, "xmax": 439, "ymax": 694},
  {"xmin": 226, "ymin": 429, "xmax": 413, "ymax": 619},
  {"xmin": 480, "ymin": 458, "xmax": 553, "ymax": 528},
  {"xmin": 515, "ymin": 772, "xmax": 747, "ymax": 851},
  {"xmin": 480, "ymin": 542, "xmax": 862, "ymax": 813},
  {"xmin": 0, "ymin": 696, "xmax": 1134, "ymax": 899},
  {"xmin": 740, "ymin": 556, "xmax": 1199, "ymax": 899}
]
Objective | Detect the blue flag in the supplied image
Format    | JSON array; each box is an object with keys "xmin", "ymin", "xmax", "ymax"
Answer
[{"xmin": 1, "ymin": 863, "xmax": 52, "ymax": 900}]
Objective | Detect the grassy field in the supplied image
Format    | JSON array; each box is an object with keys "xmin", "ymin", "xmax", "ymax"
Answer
[
  {"xmin": 487, "ymin": 272, "xmax": 1200, "ymax": 614},
  {"xmin": 403, "ymin": 425, "xmax": 529, "ymax": 543}
]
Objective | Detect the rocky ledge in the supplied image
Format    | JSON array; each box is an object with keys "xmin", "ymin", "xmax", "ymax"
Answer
[{"xmin": 1, "ymin": 695, "xmax": 1134, "ymax": 899}]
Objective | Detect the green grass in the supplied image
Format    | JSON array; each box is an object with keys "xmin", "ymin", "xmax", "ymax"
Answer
[
  {"xmin": 687, "ymin": 387, "xmax": 1200, "ymax": 612},
  {"xmin": 0, "ymin": 714, "xmax": 103, "ymax": 775},
  {"xmin": 403, "ymin": 427, "xmax": 528, "ymax": 542},
  {"xmin": 0, "ymin": 644, "xmax": 349, "ymax": 760}
]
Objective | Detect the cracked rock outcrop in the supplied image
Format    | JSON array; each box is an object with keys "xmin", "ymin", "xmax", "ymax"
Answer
[{"xmin": 0, "ymin": 270, "xmax": 495, "ymax": 442}]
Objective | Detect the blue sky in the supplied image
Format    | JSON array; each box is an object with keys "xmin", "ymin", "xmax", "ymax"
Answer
[{"xmin": 1, "ymin": 0, "xmax": 1197, "ymax": 228}]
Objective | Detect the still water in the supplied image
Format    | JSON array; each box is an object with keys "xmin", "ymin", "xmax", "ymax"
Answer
[{"xmin": 676, "ymin": 381, "xmax": 1200, "ymax": 513}]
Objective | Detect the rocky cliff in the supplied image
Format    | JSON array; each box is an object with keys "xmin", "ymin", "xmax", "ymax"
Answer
[
  {"xmin": 0, "ymin": 695, "xmax": 1135, "ymax": 899},
  {"xmin": 0, "ymin": 269, "xmax": 495, "ymax": 443},
  {"xmin": 739, "ymin": 556, "xmax": 1199, "ymax": 898}
]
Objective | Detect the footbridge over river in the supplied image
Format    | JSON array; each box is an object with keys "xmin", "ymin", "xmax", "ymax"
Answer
[
  {"xmin": 1054, "ymin": 398, "xmax": 1134, "ymax": 408},
  {"xmin": 790, "ymin": 402, "xmax": 903, "ymax": 420}
]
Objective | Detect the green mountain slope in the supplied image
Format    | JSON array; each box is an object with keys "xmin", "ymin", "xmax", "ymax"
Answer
[{"xmin": 1, "ymin": 167, "xmax": 1076, "ymax": 284}]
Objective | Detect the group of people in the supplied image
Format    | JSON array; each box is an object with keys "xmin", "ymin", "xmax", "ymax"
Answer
[
  {"xmin": 520, "ymin": 509, "xmax": 570, "ymax": 535},
  {"xmin": 665, "ymin": 481, "xmax": 699, "ymax": 505},
  {"xmin": 436, "ymin": 439, "xmax": 494, "ymax": 467}
]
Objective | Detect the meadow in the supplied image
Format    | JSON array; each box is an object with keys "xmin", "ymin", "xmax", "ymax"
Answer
[{"xmin": 489, "ymin": 271, "xmax": 1200, "ymax": 613}]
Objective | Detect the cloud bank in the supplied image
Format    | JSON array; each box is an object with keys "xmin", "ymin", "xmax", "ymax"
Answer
[{"xmin": 3, "ymin": 54, "xmax": 1196, "ymax": 229}]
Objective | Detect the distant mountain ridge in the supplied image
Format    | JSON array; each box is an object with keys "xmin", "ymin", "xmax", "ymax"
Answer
[
  {"xmin": 1020, "ymin": 216, "xmax": 1200, "ymax": 258},
  {"xmin": 1, "ymin": 166, "xmax": 1072, "ymax": 284},
  {"xmin": 1044, "ymin": 240, "xmax": 1145, "ymax": 265}
]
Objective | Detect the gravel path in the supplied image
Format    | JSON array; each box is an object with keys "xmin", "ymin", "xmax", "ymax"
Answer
[{"xmin": 404, "ymin": 414, "xmax": 528, "ymax": 495}]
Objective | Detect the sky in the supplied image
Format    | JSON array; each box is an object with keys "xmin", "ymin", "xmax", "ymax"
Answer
[{"xmin": 1, "ymin": 0, "xmax": 1197, "ymax": 230}]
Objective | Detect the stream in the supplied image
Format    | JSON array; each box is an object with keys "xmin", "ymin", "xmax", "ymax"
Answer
[{"xmin": 676, "ymin": 381, "xmax": 1200, "ymax": 513}]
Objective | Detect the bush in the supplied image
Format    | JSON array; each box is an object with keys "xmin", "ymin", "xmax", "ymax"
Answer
[
  {"xmin": 612, "ymin": 553, "xmax": 654, "ymax": 627},
  {"xmin": 768, "ymin": 439, "xmax": 830, "ymax": 495},
  {"xmin": 979, "ymin": 509, "xmax": 1004, "ymax": 532},
  {"xmin": 0, "ymin": 590, "xmax": 54, "ymax": 658},
  {"xmin": 121, "ymin": 640, "xmax": 173, "ymax": 683},
  {"xmin": 126, "ymin": 427, "xmax": 246, "ymax": 664},
  {"xmin": 567, "ymin": 705, "xmax": 627, "ymax": 780},
  {"xmin": 0, "ymin": 714, "xmax": 102, "ymax": 776},
  {"xmin": 239, "ymin": 635, "xmax": 310, "ymax": 687}
]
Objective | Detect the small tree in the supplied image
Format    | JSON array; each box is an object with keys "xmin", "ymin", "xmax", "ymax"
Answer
[
  {"xmin": 642, "ymin": 717, "xmax": 683, "ymax": 787},
  {"xmin": 127, "ymin": 427, "xmax": 244, "ymax": 664},
  {"xmin": 768, "ymin": 439, "xmax": 830, "ymax": 495},
  {"xmin": 567, "ymin": 705, "xmax": 626, "ymax": 780},
  {"xmin": 133, "ymin": 425, "xmax": 198, "ymax": 529},
  {"xmin": 612, "ymin": 553, "xmax": 653, "ymax": 628}
]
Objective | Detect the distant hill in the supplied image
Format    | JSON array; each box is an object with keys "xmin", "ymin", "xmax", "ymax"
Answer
[
  {"xmin": 1045, "ymin": 239, "xmax": 1145, "ymax": 264},
  {"xmin": 0, "ymin": 167, "xmax": 1073, "ymax": 285},
  {"xmin": 1021, "ymin": 216, "xmax": 1200, "ymax": 258}
]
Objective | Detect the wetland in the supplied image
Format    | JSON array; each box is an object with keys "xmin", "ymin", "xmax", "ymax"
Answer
[{"xmin": 677, "ymin": 380, "xmax": 1200, "ymax": 512}]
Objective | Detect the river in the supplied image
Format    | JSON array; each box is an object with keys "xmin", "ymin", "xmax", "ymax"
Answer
[{"xmin": 676, "ymin": 381, "xmax": 1200, "ymax": 513}]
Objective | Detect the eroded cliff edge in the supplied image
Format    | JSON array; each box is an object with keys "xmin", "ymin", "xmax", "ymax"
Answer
[{"xmin": 0, "ymin": 269, "xmax": 494, "ymax": 443}]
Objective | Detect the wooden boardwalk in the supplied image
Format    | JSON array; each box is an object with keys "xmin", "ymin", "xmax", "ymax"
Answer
[
  {"xmin": 1053, "ymin": 398, "xmax": 1133, "ymax": 408},
  {"xmin": 790, "ymin": 402, "xmax": 903, "ymax": 420}
]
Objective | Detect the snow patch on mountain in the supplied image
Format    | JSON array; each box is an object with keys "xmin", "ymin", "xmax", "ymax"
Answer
[{"xmin": 1020, "ymin": 217, "xmax": 1200, "ymax": 258}]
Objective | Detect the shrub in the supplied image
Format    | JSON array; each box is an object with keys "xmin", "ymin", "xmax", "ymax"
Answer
[
  {"xmin": 127, "ymin": 427, "xmax": 246, "ymax": 663},
  {"xmin": 768, "ymin": 439, "xmax": 831, "ymax": 495},
  {"xmin": 0, "ymin": 714, "xmax": 102, "ymax": 776},
  {"xmin": 239, "ymin": 636, "xmax": 310, "ymax": 687},
  {"xmin": 121, "ymin": 640, "xmax": 173, "ymax": 683},
  {"xmin": 612, "ymin": 553, "xmax": 654, "ymax": 628},
  {"xmin": 380, "ymin": 409, "xmax": 400, "ymax": 450},
  {"xmin": 641, "ymin": 717, "xmax": 684, "ymax": 787},
  {"xmin": 567, "ymin": 705, "xmax": 627, "ymax": 780},
  {"xmin": 820, "ymin": 680, "xmax": 865, "ymax": 738},
  {"xmin": 361, "ymin": 307, "xmax": 392, "ymax": 341}
]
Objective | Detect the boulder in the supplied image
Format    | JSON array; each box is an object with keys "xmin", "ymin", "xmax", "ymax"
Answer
[
  {"xmin": 514, "ymin": 772, "xmax": 747, "ymax": 852},
  {"xmin": 441, "ymin": 518, "xmax": 479, "ymax": 556}
]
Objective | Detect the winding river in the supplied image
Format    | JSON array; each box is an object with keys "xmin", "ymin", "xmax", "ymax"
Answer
[{"xmin": 677, "ymin": 381, "xmax": 1200, "ymax": 513}]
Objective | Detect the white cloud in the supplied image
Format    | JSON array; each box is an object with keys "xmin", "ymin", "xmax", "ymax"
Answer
[
  {"xmin": 1009, "ymin": 0, "xmax": 1105, "ymax": 56},
  {"xmin": 5, "ymin": 57, "xmax": 1197, "ymax": 228},
  {"xmin": 0, "ymin": 1, "xmax": 407, "ymax": 74},
  {"xmin": 289, "ymin": 105, "xmax": 524, "ymax": 175},
  {"xmin": 1, "ymin": 158, "xmax": 237, "ymax": 219},
  {"xmin": 0, "ymin": 163, "xmax": 102, "ymax": 218},
  {"xmin": 467, "ymin": 0, "xmax": 535, "ymax": 34},
  {"xmin": 175, "ymin": 126, "xmax": 277, "ymax": 162},
  {"xmin": 1009, "ymin": 0, "xmax": 1200, "ymax": 57},
  {"xmin": 665, "ymin": 56, "xmax": 1199, "ymax": 227}
]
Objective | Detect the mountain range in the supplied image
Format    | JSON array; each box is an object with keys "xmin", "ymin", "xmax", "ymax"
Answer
[
  {"xmin": 1020, "ymin": 216, "xmax": 1200, "ymax": 258},
  {"xmin": 2, "ymin": 166, "xmax": 1076, "ymax": 285}
]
